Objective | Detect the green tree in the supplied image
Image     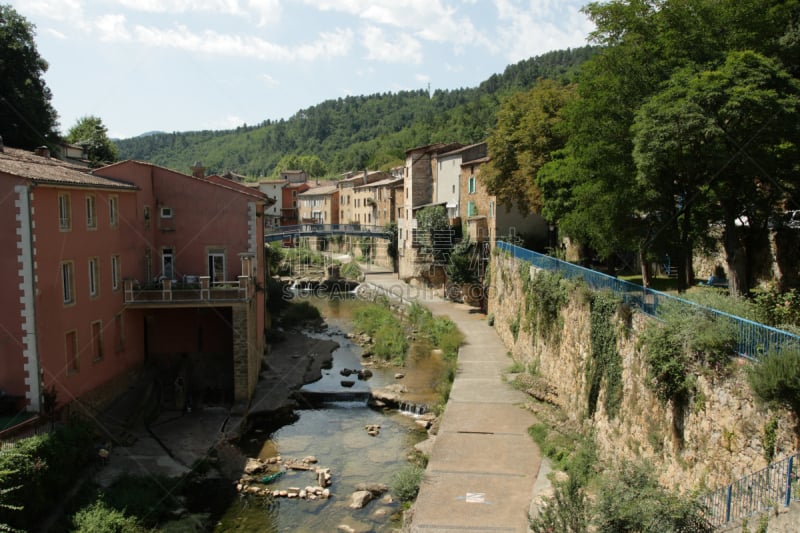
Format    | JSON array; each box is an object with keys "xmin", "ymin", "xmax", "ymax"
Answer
[
  {"xmin": 66, "ymin": 115, "xmax": 118, "ymax": 165},
  {"xmin": 482, "ymin": 79, "xmax": 576, "ymax": 215},
  {"xmin": 633, "ymin": 51, "xmax": 800, "ymax": 295},
  {"xmin": 0, "ymin": 4, "xmax": 59, "ymax": 149}
]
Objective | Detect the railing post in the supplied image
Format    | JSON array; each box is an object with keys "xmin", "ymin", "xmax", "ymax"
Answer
[
  {"xmin": 162, "ymin": 279, "xmax": 172, "ymax": 301},
  {"xmin": 786, "ymin": 456, "xmax": 794, "ymax": 507},
  {"xmin": 200, "ymin": 276, "xmax": 210, "ymax": 300},
  {"xmin": 725, "ymin": 484, "xmax": 732, "ymax": 523}
]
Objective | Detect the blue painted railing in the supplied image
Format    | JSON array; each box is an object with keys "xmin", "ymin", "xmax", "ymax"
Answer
[
  {"xmin": 697, "ymin": 453, "xmax": 798, "ymax": 527},
  {"xmin": 265, "ymin": 224, "xmax": 393, "ymax": 242},
  {"xmin": 496, "ymin": 241, "xmax": 800, "ymax": 361}
]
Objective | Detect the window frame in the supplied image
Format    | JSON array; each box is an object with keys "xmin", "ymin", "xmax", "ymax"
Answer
[
  {"xmin": 91, "ymin": 320, "xmax": 103, "ymax": 363},
  {"xmin": 65, "ymin": 329, "xmax": 79, "ymax": 374},
  {"xmin": 88, "ymin": 257, "xmax": 100, "ymax": 298},
  {"xmin": 109, "ymin": 195, "xmax": 119, "ymax": 228},
  {"xmin": 160, "ymin": 206, "xmax": 173, "ymax": 219},
  {"xmin": 468, "ymin": 176, "xmax": 476, "ymax": 194},
  {"xmin": 62, "ymin": 261, "xmax": 75, "ymax": 305},
  {"xmin": 58, "ymin": 192, "xmax": 71, "ymax": 231},
  {"xmin": 86, "ymin": 194, "xmax": 97, "ymax": 229},
  {"xmin": 111, "ymin": 254, "xmax": 121, "ymax": 291}
]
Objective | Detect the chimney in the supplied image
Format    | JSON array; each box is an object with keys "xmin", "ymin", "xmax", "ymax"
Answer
[
  {"xmin": 190, "ymin": 161, "xmax": 206, "ymax": 178},
  {"xmin": 34, "ymin": 146, "xmax": 50, "ymax": 158},
  {"xmin": 363, "ymin": 169, "xmax": 368, "ymax": 184}
]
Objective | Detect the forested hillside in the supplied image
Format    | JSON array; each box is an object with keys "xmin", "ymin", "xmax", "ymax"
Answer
[{"xmin": 114, "ymin": 46, "xmax": 597, "ymax": 178}]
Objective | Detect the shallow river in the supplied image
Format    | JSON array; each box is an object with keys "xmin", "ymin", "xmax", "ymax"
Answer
[{"xmin": 214, "ymin": 294, "xmax": 444, "ymax": 532}]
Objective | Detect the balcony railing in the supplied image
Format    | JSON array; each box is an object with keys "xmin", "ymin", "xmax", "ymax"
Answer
[{"xmin": 123, "ymin": 276, "xmax": 254, "ymax": 304}]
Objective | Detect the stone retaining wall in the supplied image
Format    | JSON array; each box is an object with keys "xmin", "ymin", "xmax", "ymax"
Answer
[{"xmin": 488, "ymin": 251, "xmax": 795, "ymax": 493}]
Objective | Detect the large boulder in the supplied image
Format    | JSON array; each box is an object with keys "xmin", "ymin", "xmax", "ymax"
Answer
[{"xmin": 349, "ymin": 490, "xmax": 373, "ymax": 509}]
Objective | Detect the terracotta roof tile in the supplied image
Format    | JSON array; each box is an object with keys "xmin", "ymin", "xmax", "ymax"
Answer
[{"xmin": 0, "ymin": 147, "xmax": 136, "ymax": 190}]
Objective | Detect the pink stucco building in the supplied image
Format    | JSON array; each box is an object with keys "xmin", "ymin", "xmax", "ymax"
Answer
[{"xmin": 0, "ymin": 147, "xmax": 271, "ymax": 422}]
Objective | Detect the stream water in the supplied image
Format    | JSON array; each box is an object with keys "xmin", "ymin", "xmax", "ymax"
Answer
[{"xmin": 214, "ymin": 293, "xmax": 444, "ymax": 532}]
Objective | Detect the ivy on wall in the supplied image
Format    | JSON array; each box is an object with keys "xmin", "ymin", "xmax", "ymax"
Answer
[{"xmin": 586, "ymin": 291, "xmax": 623, "ymax": 419}]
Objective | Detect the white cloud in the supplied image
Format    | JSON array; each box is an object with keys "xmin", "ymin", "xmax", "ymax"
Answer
[
  {"xmin": 492, "ymin": 0, "xmax": 592, "ymax": 62},
  {"xmin": 259, "ymin": 74, "xmax": 279, "ymax": 87},
  {"xmin": 303, "ymin": 0, "xmax": 488, "ymax": 51},
  {"xmin": 113, "ymin": 0, "xmax": 281, "ymax": 26},
  {"xmin": 95, "ymin": 14, "xmax": 131, "ymax": 42},
  {"xmin": 129, "ymin": 24, "xmax": 353, "ymax": 61},
  {"xmin": 415, "ymin": 73, "xmax": 430, "ymax": 83},
  {"xmin": 43, "ymin": 28, "xmax": 67, "ymax": 39},
  {"xmin": 362, "ymin": 25, "xmax": 422, "ymax": 64},
  {"xmin": 115, "ymin": 0, "xmax": 244, "ymax": 15}
]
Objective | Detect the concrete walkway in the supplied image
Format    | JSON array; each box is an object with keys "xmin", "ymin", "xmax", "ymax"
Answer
[{"xmin": 363, "ymin": 268, "xmax": 543, "ymax": 533}]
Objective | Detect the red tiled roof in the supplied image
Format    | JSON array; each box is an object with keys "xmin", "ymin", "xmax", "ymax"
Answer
[{"xmin": 0, "ymin": 147, "xmax": 137, "ymax": 191}]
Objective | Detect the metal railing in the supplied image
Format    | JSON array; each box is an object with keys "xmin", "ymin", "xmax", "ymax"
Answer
[
  {"xmin": 496, "ymin": 241, "xmax": 800, "ymax": 361},
  {"xmin": 698, "ymin": 453, "xmax": 798, "ymax": 527},
  {"xmin": 265, "ymin": 224, "xmax": 393, "ymax": 242},
  {"xmin": 123, "ymin": 276, "xmax": 253, "ymax": 304}
]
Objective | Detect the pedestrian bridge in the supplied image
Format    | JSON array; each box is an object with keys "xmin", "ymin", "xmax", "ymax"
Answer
[{"xmin": 265, "ymin": 224, "xmax": 394, "ymax": 243}]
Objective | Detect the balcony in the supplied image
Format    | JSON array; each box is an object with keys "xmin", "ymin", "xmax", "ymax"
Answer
[{"xmin": 123, "ymin": 276, "xmax": 254, "ymax": 305}]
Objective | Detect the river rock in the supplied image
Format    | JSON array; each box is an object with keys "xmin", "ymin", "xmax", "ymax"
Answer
[
  {"xmin": 340, "ymin": 368, "xmax": 354, "ymax": 376},
  {"xmin": 365, "ymin": 424, "xmax": 381, "ymax": 436},
  {"xmin": 341, "ymin": 380, "xmax": 355, "ymax": 388},
  {"xmin": 337, "ymin": 526, "xmax": 356, "ymax": 533},
  {"xmin": 354, "ymin": 482, "xmax": 388, "ymax": 496},
  {"xmin": 244, "ymin": 458, "xmax": 266, "ymax": 474},
  {"xmin": 349, "ymin": 490, "xmax": 373, "ymax": 509}
]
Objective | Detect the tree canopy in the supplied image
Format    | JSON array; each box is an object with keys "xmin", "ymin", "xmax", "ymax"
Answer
[
  {"xmin": 504, "ymin": 0, "xmax": 800, "ymax": 294},
  {"xmin": 0, "ymin": 4, "xmax": 59, "ymax": 149},
  {"xmin": 66, "ymin": 115, "xmax": 118, "ymax": 165}
]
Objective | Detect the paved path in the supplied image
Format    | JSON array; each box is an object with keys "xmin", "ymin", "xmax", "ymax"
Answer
[{"xmin": 363, "ymin": 268, "xmax": 543, "ymax": 533}]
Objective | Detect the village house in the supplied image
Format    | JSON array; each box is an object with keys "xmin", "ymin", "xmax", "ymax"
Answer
[
  {"xmin": 93, "ymin": 160, "xmax": 271, "ymax": 407},
  {"xmin": 298, "ymin": 184, "xmax": 339, "ymax": 225},
  {"xmin": 255, "ymin": 179, "xmax": 309, "ymax": 229},
  {"xmin": 0, "ymin": 146, "xmax": 142, "ymax": 415},
  {"xmin": 0, "ymin": 146, "xmax": 272, "ymax": 423},
  {"xmin": 457, "ymin": 142, "xmax": 547, "ymax": 245},
  {"xmin": 397, "ymin": 142, "xmax": 462, "ymax": 280},
  {"xmin": 352, "ymin": 175, "xmax": 403, "ymax": 227},
  {"xmin": 336, "ymin": 170, "xmax": 388, "ymax": 225}
]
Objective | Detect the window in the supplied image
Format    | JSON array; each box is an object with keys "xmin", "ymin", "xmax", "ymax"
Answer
[
  {"xmin": 208, "ymin": 250, "xmax": 225, "ymax": 283},
  {"xmin": 143, "ymin": 206, "xmax": 151, "ymax": 229},
  {"xmin": 58, "ymin": 192, "xmax": 71, "ymax": 230},
  {"xmin": 62, "ymin": 262, "xmax": 75, "ymax": 304},
  {"xmin": 162, "ymin": 248, "xmax": 174, "ymax": 280},
  {"xmin": 114, "ymin": 313, "xmax": 124, "ymax": 352},
  {"xmin": 489, "ymin": 200, "xmax": 495, "ymax": 219},
  {"xmin": 452, "ymin": 185, "xmax": 456, "ymax": 194},
  {"xmin": 91, "ymin": 320, "xmax": 103, "ymax": 362},
  {"xmin": 88, "ymin": 257, "xmax": 99, "ymax": 297},
  {"xmin": 468, "ymin": 201, "xmax": 477, "ymax": 217},
  {"xmin": 109, "ymin": 195, "xmax": 119, "ymax": 227},
  {"xmin": 292, "ymin": 190, "xmax": 297, "ymax": 198},
  {"xmin": 160, "ymin": 206, "xmax": 173, "ymax": 218},
  {"xmin": 111, "ymin": 255, "xmax": 120, "ymax": 291},
  {"xmin": 468, "ymin": 176, "xmax": 476, "ymax": 194},
  {"xmin": 65, "ymin": 330, "xmax": 79, "ymax": 373},
  {"xmin": 86, "ymin": 194, "xmax": 97, "ymax": 229}
]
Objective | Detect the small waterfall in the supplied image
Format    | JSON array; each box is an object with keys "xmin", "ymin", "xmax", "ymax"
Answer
[{"xmin": 398, "ymin": 401, "xmax": 428, "ymax": 416}]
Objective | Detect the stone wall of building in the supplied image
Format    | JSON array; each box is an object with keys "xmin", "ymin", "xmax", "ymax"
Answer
[{"xmin": 488, "ymin": 251, "xmax": 796, "ymax": 493}]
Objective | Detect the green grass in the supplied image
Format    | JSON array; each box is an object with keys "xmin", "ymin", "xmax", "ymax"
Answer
[{"xmin": 618, "ymin": 275, "xmax": 679, "ymax": 293}]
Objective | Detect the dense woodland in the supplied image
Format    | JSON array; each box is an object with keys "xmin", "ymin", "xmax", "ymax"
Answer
[{"xmin": 114, "ymin": 47, "xmax": 598, "ymax": 178}]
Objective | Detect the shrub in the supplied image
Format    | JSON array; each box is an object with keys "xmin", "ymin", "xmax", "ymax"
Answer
[
  {"xmin": 391, "ymin": 466, "xmax": 425, "ymax": 503},
  {"xmin": 747, "ymin": 349, "xmax": 800, "ymax": 440},
  {"xmin": 71, "ymin": 500, "xmax": 146, "ymax": 533},
  {"xmin": 529, "ymin": 476, "xmax": 589, "ymax": 533},
  {"xmin": 586, "ymin": 292, "xmax": 623, "ymax": 419},
  {"xmin": 280, "ymin": 301, "xmax": 322, "ymax": 326},
  {"xmin": 594, "ymin": 462, "xmax": 712, "ymax": 532},
  {"xmin": 339, "ymin": 261, "xmax": 362, "ymax": 280}
]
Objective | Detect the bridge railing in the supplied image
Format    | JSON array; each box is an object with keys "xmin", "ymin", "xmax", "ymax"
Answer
[
  {"xmin": 496, "ymin": 241, "xmax": 800, "ymax": 361},
  {"xmin": 697, "ymin": 453, "xmax": 798, "ymax": 527},
  {"xmin": 266, "ymin": 223, "xmax": 388, "ymax": 238}
]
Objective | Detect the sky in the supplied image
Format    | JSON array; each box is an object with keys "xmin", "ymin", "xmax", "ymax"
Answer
[{"xmin": 10, "ymin": 0, "xmax": 596, "ymax": 140}]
